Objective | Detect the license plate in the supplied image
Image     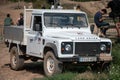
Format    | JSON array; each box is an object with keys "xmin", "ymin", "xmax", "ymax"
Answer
[{"xmin": 79, "ymin": 57, "xmax": 97, "ymax": 62}]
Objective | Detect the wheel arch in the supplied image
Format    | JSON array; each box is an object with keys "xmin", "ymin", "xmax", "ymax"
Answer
[
  {"xmin": 43, "ymin": 43, "xmax": 58, "ymax": 58},
  {"xmin": 9, "ymin": 43, "xmax": 17, "ymax": 52},
  {"xmin": 9, "ymin": 43, "xmax": 26, "ymax": 55}
]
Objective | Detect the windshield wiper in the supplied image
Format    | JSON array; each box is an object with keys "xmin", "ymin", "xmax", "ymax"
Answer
[
  {"xmin": 63, "ymin": 23, "xmax": 82, "ymax": 29},
  {"xmin": 74, "ymin": 25, "xmax": 81, "ymax": 29},
  {"xmin": 48, "ymin": 23, "xmax": 60, "ymax": 27}
]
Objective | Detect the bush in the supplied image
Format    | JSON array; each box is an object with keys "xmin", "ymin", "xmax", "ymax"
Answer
[
  {"xmin": 109, "ymin": 64, "xmax": 120, "ymax": 79},
  {"xmin": 112, "ymin": 43, "xmax": 120, "ymax": 65},
  {"xmin": 108, "ymin": 43, "xmax": 120, "ymax": 79}
]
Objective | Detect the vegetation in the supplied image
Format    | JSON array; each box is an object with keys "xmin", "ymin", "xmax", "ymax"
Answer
[
  {"xmin": 109, "ymin": 42, "xmax": 120, "ymax": 79},
  {"xmin": 33, "ymin": 72, "xmax": 77, "ymax": 80}
]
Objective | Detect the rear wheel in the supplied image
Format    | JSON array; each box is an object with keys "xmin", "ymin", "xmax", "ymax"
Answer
[
  {"xmin": 10, "ymin": 46, "xmax": 24, "ymax": 70},
  {"xmin": 44, "ymin": 51, "xmax": 63, "ymax": 76}
]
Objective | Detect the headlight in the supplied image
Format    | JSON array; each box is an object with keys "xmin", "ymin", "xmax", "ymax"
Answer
[
  {"xmin": 100, "ymin": 44, "xmax": 106, "ymax": 51},
  {"xmin": 65, "ymin": 44, "xmax": 72, "ymax": 51},
  {"xmin": 61, "ymin": 42, "xmax": 73, "ymax": 54}
]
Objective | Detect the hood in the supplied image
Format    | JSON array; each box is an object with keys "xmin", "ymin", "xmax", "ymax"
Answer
[{"xmin": 47, "ymin": 31, "xmax": 100, "ymax": 41}]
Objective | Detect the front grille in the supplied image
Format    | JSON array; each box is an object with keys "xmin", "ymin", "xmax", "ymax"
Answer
[{"xmin": 75, "ymin": 42, "xmax": 100, "ymax": 56}]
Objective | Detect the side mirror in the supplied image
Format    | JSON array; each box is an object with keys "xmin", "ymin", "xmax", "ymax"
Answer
[{"xmin": 90, "ymin": 24, "xmax": 95, "ymax": 34}]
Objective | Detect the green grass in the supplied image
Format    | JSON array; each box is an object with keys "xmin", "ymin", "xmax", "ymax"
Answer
[
  {"xmin": 33, "ymin": 71, "xmax": 108, "ymax": 80},
  {"xmin": 108, "ymin": 43, "xmax": 120, "ymax": 79},
  {"xmin": 33, "ymin": 72, "xmax": 77, "ymax": 80},
  {"xmin": 109, "ymin": 64, "xmax": 120, "ymax": 79}
]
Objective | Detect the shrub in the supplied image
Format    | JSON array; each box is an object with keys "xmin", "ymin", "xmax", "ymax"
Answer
[
  {"xmin": 108, "ymin": 43, "xmax": 120, "ymax": 79},
  {"xmin": 109, "ymin": 64, "xmax": 120, "ymax": 79},
  {"xmin": 112, "ymin": 43, "xmax": 120, "ymax": 65}
]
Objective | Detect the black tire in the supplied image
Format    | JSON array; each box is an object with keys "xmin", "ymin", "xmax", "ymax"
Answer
[
  {"xmin": 90, "ymin": 63, "xmax": 102, "ymax": 72},
  {"xmin": 91, "ymin": 62, "xmax": 110, "ymax": 72},
  {"xmin": 102, "ymin": 62, "xmax": 110, "ymax": 72},
  {"xmin": 10, "ymin": 46, "xmax": 24, "ymax": 70},
  {"xmin": 44, "ymin": 51, "xmax": 63, "ymax": 76}
]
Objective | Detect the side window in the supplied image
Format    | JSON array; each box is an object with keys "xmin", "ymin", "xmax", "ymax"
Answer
[{"xmin": 33, "ymin": 16, "xmax": 42, "ymax": 31}]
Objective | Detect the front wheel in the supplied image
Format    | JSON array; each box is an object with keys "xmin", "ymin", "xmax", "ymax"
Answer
[
  {"xmin": 44, "ymin": 51, "xmax": 63, "ymax": 76},
  {"xmin": 102, "ymin": 62, "xmax": 110, "ymax": 72},
  {"xmin": 90, "ymin": 62, "xmax": 110, "ymax": 72}
]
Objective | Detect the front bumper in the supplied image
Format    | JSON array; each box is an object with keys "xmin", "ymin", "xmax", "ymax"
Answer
[
  {"xmin": 59, "ymin": 54, "xmax": 112, "ymax": 63},
  {"xmin": 98, "ymin": 53, "xmax": 112, "ymax": 61}
]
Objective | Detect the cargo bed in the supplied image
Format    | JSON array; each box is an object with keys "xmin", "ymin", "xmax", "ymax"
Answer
[{"xmin": 4, "ymin": 26, "xmax": 24, "ymax": 42}]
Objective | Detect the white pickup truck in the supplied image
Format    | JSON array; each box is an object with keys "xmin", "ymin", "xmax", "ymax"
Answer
[{"xmin": 4, "ymin": 8, "xmax": 112, "ymax": 76}]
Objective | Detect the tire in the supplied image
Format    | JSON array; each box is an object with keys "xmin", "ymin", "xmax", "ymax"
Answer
[
  {"xmin": 10, "ymin": 46, "xmax": 24, "ymax": 70},
  {"xmin": 44, "ymin": 51, "xmax": 63, "ymax": 76},
  {"xmin": 90, "ymin": 64, "xmax": 100, "ymax": 72},
  {"xmin": 91, "ymin": 62, "xmax": 110, "ymax": 72},
  {"xmin": 102, "ymin": 62, "xmax": 110, "ymax": 72}
]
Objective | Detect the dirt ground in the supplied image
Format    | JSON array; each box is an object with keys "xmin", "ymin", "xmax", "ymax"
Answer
[{"xmin": 0, "ymin": 43, "xmax": 44, "ymax": 80}]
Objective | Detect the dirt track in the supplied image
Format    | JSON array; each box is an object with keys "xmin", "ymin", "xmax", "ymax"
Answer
[{"xmin": 0, "ymin": 43, "xmax": 44, "ymax": 80}]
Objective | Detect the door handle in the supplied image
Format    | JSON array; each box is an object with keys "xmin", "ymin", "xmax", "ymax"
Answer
[{"xmin": 30, "ymin": 39, "xmax": 33, "ymax": 42}]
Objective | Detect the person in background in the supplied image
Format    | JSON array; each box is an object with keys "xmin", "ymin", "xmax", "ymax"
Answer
[
  {"xmin": 41, "ymin": 4, "xmax": 46, "ymax": 9},
  {"xmin": 106, "ymin": 0, "xmax": 120, "ymax": 37},
  {"xmin": 76, "ymin": 5, "xmax": 81, "ymax": 11},
  {"xmin": 4, "ymin": 13, "xmax": 13, "ymax": 26},
  {"xmin": 57, "ymin": 3, "xmax": 63, "ymax": 10},
  {"xmin": 17, "ymin": 13, "xmax": 24, "ymax": 26},
  {"xmin": 51, "ymin": 2, "xmax": 55, "ymax": 9},
  {"xmin": 115, "ymin": 22, "xmax": 120, "ymax": 37},
  {"xmin": 94, "ymin": 9, "xmax": 109, "ymax": 37}
]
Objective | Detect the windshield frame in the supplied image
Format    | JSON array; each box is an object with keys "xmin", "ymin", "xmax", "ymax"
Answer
[{"xmin": 43, "ymin": 12, "xmax": 88, "ymax": 28}]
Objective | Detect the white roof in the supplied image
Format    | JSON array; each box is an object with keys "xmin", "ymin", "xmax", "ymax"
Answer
[{"xmin": 32, "ymin": 9, "xmax": 86, "ymax": 14}]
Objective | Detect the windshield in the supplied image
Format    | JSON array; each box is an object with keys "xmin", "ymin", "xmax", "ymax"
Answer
[{"xmin": 44, "ymin": 13, "xmax": 88, "ymax": 28}]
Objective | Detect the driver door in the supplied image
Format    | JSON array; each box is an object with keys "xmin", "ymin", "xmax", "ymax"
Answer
[{"xmin": 27, "ymin": 15, "xmax": 43, "ymax": 57}]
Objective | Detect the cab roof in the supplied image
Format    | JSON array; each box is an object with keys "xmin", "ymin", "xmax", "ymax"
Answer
[{"xmin": 32, "ymin": 9, "xmax": 86, "ymax": 15}]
